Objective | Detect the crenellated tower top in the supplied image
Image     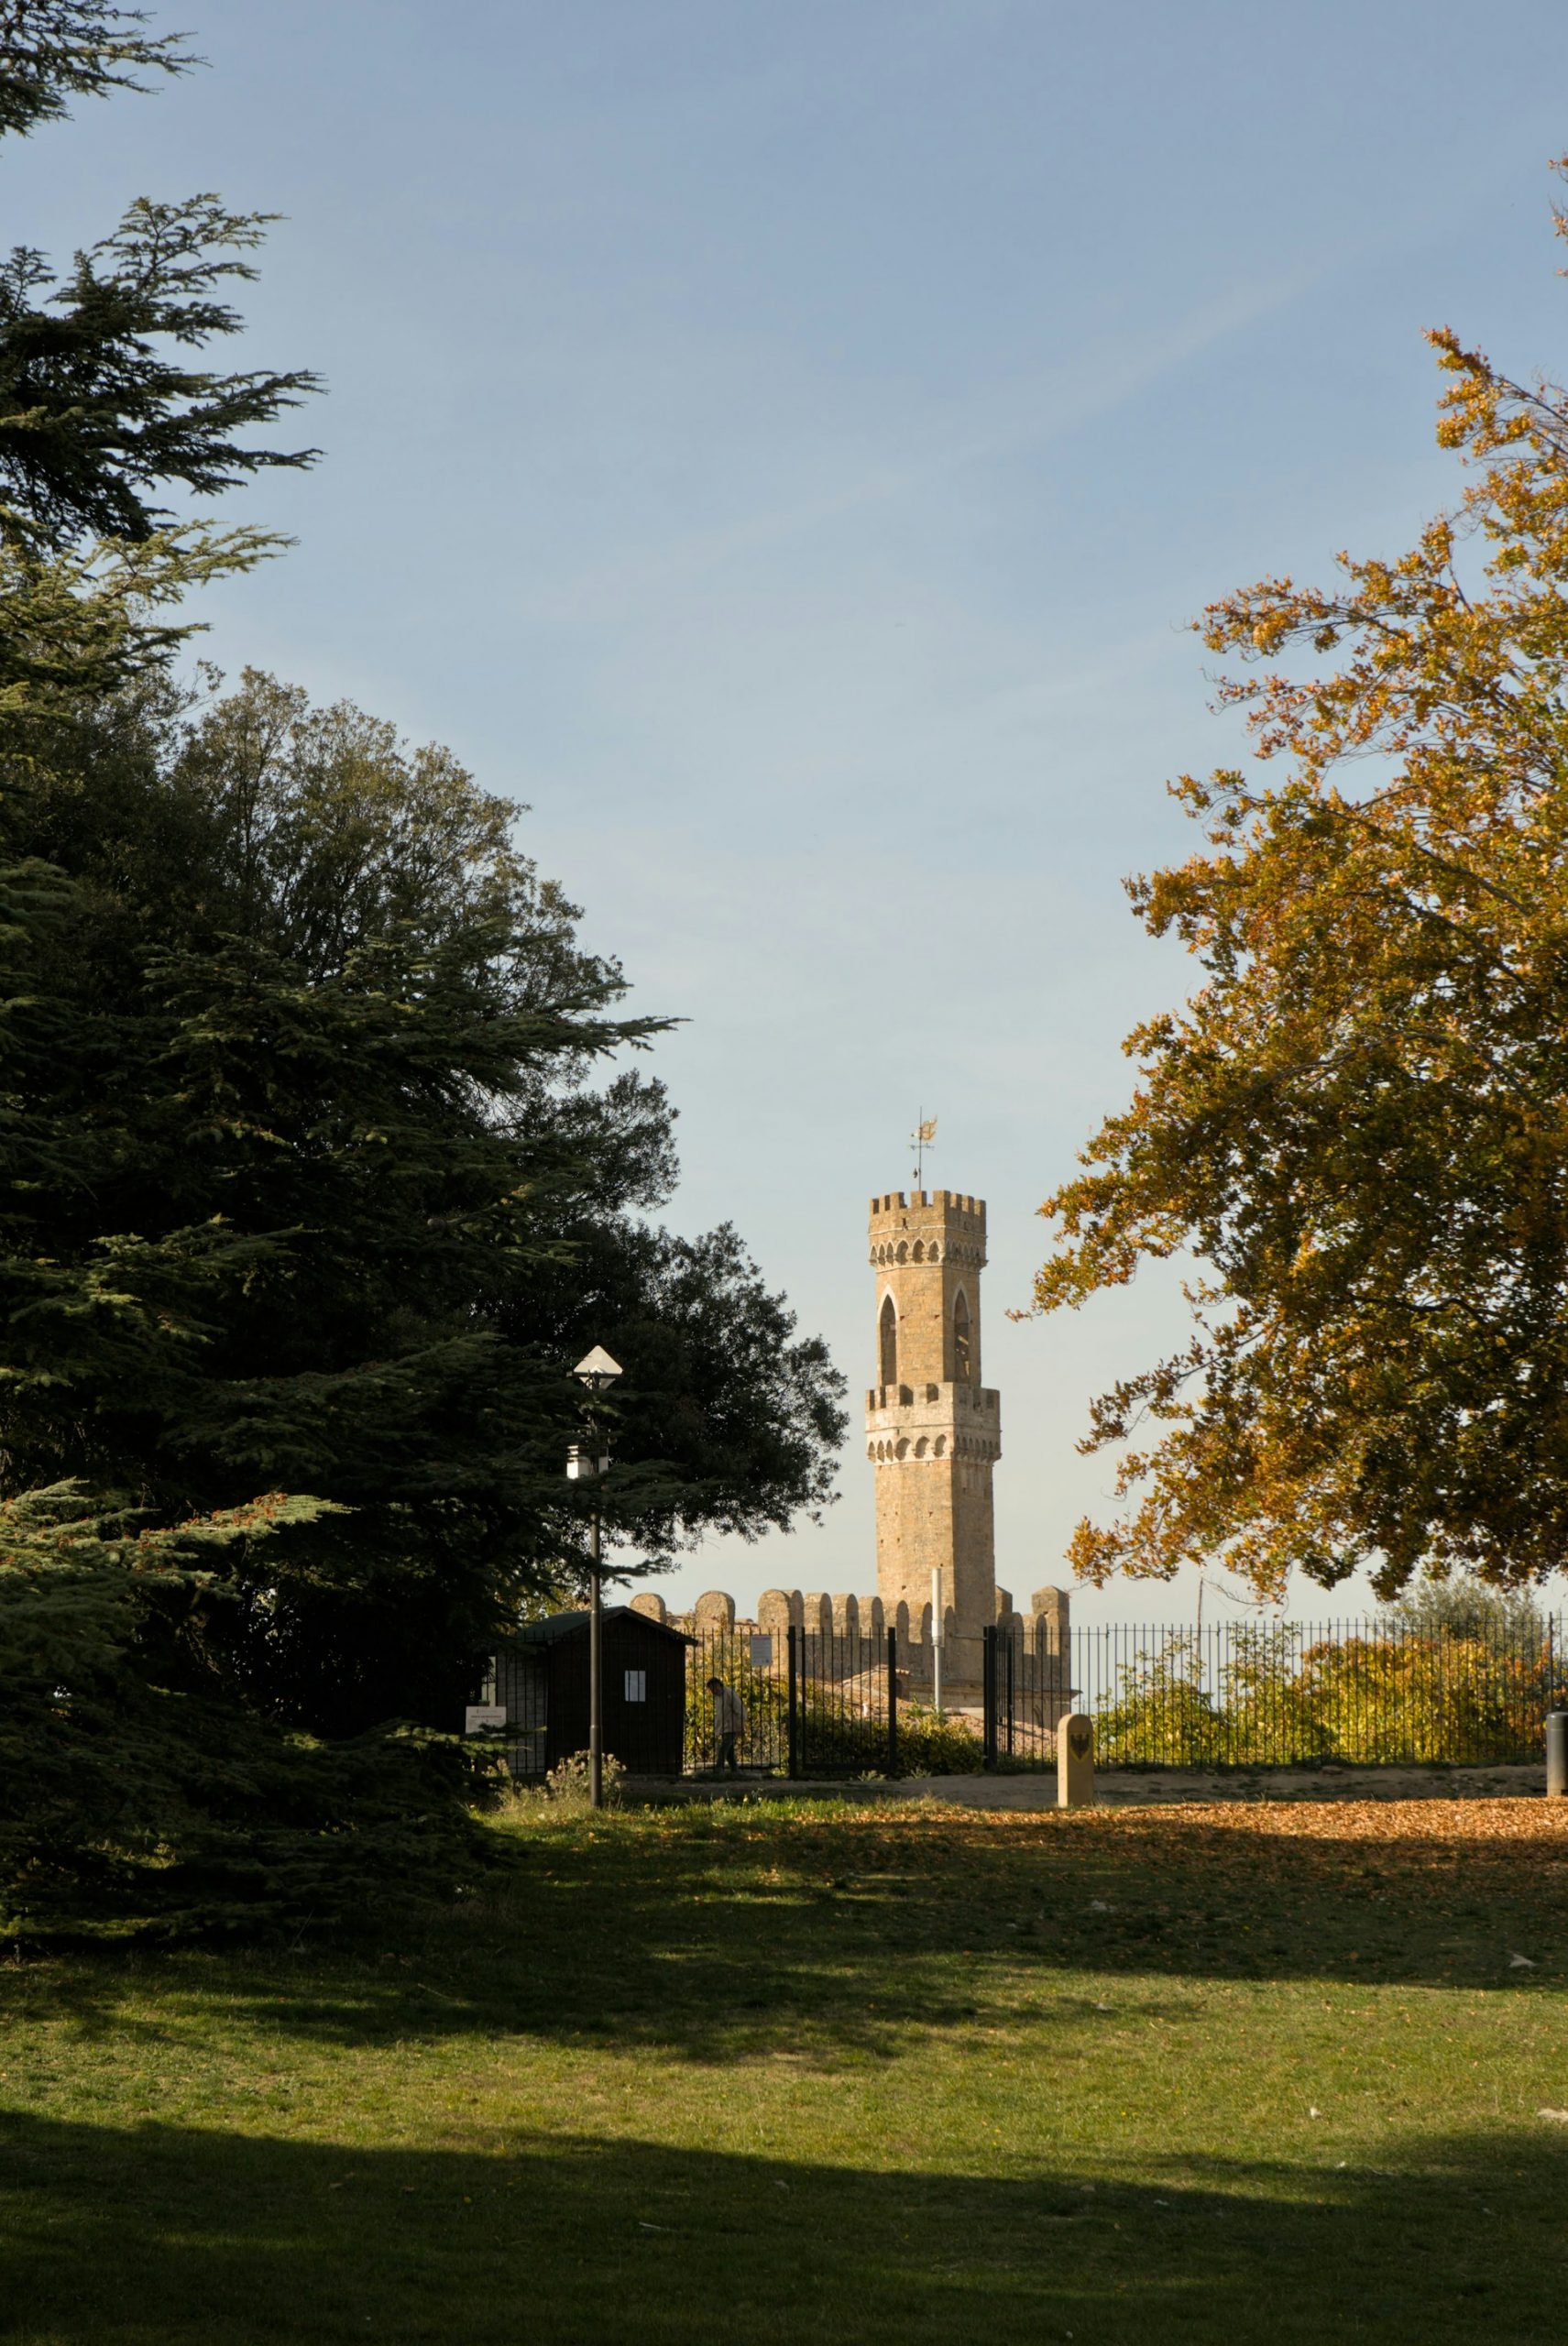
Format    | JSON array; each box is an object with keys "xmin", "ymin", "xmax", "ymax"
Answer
[
  {"xmin": 869, "ymin": 1189, "xmax": 986, "ymax": 1232},
  {"xmin": 868, "ymin": 1190, "xmax": 988, "ymax": 1387}
]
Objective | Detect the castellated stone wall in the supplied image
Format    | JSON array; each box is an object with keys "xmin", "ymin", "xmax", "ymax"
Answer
[{"xmin": 628, "ymin": 1580, "xmax": 1073, "ymax": 1716}]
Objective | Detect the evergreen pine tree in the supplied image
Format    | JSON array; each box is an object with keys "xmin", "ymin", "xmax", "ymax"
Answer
[{"xmin": 0, "ymin": 6, "xmax": 845, "ymax": 1931}]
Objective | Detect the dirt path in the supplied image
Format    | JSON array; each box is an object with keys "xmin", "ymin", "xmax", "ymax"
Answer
[{"xmin": 630, "ymin": 1761, "xmax": 1549, "ymax": 1807}]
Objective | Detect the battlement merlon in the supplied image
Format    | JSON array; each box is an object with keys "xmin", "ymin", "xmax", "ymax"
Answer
[
  {"xmin": 869, "ymin": 1189, "xmax": 985, "ymax": 1222},
  {"xmin": 867, "ymin": 1190, "xmax": 987, "ymax": 1269},
  {"xmin": 630, "ymin": 1583, "xmax": 1073, "ymax": 1662},
  {"xmin": 865, "ymin": 1382, "xmax": 999, "ymax": 1415}
]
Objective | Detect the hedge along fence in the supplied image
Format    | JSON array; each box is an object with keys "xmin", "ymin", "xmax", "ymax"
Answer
[
  {"xmin": 684, "ymin": 1636, "xmax": 789, "ymax": 1773},
  {"xmin": 681, "ymin": 1629, "xmax": 987, "ymax": 1777},
  {"xmin": 673, "ymin": 1604, "xmax": 1565, "ymax": 1777},
  {"xmin": 1079, "ymin": 1617, "xmax": 1568, "ymax": 1769}
]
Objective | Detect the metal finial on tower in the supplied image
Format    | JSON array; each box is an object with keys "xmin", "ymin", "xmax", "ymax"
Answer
[{"xmin": 911, "ymin": 1110, "xmax": 937, "ymax": 1189}]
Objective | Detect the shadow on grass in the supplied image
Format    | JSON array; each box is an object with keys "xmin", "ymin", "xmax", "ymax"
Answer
[
  {"xmin": 0, "ymin": 2103, "xmax": 1557, "ymax": 2345},
  {"xmin": 4, "ymin": 1805, "xmax": 1564, "ymax": 2066}
]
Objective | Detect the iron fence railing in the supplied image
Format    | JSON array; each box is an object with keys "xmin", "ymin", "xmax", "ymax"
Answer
[
  {"xmin": 682, "ymin": 1624, "xmax": 792, "ymax": 1776},
  {"xmin": 485, "ymin": 1612, "xmax": 1568, "ymax": 1779},
  {"xmin": 681, "ymin": 1626, "xmax": 899, "ymax": 1778},
  {"xmin": 1063, "ymin": 1617, "xmax": 1568, "ymax": 1770}
]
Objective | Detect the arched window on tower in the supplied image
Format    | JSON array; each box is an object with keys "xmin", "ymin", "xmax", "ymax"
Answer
[
  {"xmin": 952, "ymin": 1289, "xmax": 972, "ymax": 1382},
  {"xmin": 879, "ymin": 1293, "xmax": 897, "ymax": 1387}
]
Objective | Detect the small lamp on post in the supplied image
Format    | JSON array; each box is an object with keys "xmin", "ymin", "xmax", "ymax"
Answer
[{"xmin": 569, "ymin": 1345, "xmax": 622, "ymax": 1810}]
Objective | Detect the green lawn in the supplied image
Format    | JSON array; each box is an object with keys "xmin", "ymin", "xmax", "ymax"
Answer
[{"xmin": 4, "ymin": 1793, "xmax": 1567, "ymax": 2343}]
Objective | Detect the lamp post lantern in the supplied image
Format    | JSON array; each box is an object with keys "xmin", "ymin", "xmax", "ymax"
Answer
[{"xmin": 570, "ymin": 1346, "xmax": 622, "ymax": 1810}]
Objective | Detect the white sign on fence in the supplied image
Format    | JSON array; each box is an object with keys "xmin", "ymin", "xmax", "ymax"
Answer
[{"xmin": 464, "ymin": 1705, "xmax": 507, "ymax": 1735}]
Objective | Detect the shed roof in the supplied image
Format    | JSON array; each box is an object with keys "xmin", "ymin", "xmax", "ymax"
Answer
[{"xmin": 510, "ymin": 1606, "xmax": 693, "ymax": 1649}]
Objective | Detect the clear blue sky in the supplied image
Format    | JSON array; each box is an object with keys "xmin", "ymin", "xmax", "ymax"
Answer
[{"xmin": 13, "ymin": 1, "xmax": 1568, "ymax": 1621}]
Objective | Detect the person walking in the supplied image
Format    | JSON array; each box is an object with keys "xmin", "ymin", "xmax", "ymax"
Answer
[{"xmin": 707, "ymin": 1675, "xmax": 746, "ymax": 1774}]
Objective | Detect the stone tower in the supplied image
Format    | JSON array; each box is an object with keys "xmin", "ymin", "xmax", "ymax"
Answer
[{"xmin": 865, "ymin": 1189, "xmax": 1001, "ymax": 1695}]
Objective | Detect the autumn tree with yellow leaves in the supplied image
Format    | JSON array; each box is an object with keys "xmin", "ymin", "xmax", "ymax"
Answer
[{"xmin": 1036, "ymin": 169, "xmax": 1568, "ymax": 1602}]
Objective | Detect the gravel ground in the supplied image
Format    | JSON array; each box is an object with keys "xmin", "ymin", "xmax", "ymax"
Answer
[{"xmin": 629, "ymin": 1760, "xmax": 1551, "ymax": 1806}]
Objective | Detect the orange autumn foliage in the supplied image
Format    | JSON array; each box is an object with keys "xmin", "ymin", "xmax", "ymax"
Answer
[{"xmin": 1035, "ymin": 163, "xmax": 1568, "ymax": 1602}]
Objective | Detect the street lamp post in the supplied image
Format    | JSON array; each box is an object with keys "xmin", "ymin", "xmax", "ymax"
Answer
[{"xmin": 569, "ymin": 1345, "xmax": 622, "ymax": 1811}]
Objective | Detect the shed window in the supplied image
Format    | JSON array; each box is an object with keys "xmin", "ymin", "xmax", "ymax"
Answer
[{"xmin": 623, "ymin": 1669, "xmax": 647, "ymax": 1703}]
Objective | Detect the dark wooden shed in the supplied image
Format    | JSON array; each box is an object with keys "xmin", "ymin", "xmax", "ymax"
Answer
[{"xmin": 489, "ymin": 1606, "xmax": 691, "ymax": 1777}]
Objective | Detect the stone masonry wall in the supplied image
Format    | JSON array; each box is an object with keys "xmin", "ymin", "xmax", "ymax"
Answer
[{"xmin": 629, "ymin": 1580, "xmax": 1073, "ymax": 1720}]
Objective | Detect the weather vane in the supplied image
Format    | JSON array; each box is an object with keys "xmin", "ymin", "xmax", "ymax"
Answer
[{"xmin": 911, "ymin": 1109, "xmax": 938, "ymax": 1189}]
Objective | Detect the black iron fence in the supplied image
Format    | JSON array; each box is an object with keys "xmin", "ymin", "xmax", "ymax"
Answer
[
  {"xmin": 485, "ymin": 1612, "xmax": 1568, "ymax": 1779},
  {"xmin": 788, "ymin": 1625, "xmax": 899, "ymax": 1777},
  {"xmin": 681, "ymin": 1622, "xmax": 790, "ymax": 1775},
  {"xmin": 682, "ymin": 1625, "xmax": 899, "ymax": 1778},
  {"xmin": 1064, "ymin": 1617, "xmax": 1568, "ymax": 1770},
  {"xmin": 681, "ymin": 1625, "xmax": 1014, "ymax": 1776}
]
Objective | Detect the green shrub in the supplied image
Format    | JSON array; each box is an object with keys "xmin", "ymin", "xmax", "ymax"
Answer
[
  {"xmin": 892, "ymin": 1700, "xmax": 986, "ymax": 1774},
  {"xmin": 0, "ymin": 1485, "xmax": 493, "ymax": 1941},
  {"xmin": 543, "ymin": 1750, "xmax": 627, "ymax": 1810},
  {"xmin": 1089, "ymin": 1618, "xmax": 1562, "ymax": 1768},
  {"xmin": 1093, "ymin": 1638, "xmax": 1228, "ymax": 1766},
  {"xmin": 684, "ymin": 1639, "xmax": 790, "ymax": 1770}
]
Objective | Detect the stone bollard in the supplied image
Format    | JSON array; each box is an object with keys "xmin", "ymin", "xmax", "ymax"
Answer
[
  {"xmin": 1058, "ymin": 1710, "xmax": 1095, "ymax": 1809},
  {"xmin": 1549, "ymin": 1712, "xmax": 1568, "ymax": 1798}
]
